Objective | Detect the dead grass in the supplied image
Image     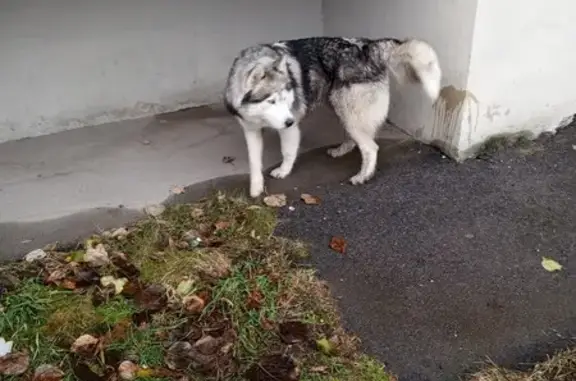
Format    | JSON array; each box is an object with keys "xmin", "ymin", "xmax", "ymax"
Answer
[
  {"xmin": 470, "ymin": 348, "xmax": 576, "ymax": 381},
  {"xmin": 0, "ymin": 191, "xmax": 392, "ymax": 381}
]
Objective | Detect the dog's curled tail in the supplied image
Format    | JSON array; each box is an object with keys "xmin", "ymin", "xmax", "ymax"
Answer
[{"xmin": 388, "ymin": 39, "xmax": 442, "ymax": 101}]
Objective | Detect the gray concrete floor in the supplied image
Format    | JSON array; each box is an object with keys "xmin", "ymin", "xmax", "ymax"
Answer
[{"xmin": 0, "ymin": 107, "xmax": 409, "ymax": 260}]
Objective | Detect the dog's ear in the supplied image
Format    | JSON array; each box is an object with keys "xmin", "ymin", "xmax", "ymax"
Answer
[
  {"xmin": 245, "ymin": 64, "xmax": 266, "ymax": 87},
  {"xmin": 271, "ymin": 55, "xmax": 287, "ymax": 74}
]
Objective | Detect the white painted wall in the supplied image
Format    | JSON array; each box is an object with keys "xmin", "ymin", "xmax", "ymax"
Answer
[
  {"xmin": 322, "ymin": 0, "xmax": 479, "ymax": 152},
  {"xmin": 0, "ymin": 0, "xmax": 322, "ymax": 143},
  {"xmin": 460, "ymin": 0, "xmax": 576, "ymax": 154}
]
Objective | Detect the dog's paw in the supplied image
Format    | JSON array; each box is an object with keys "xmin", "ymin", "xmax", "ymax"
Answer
[
  {"xmin": 349, "ymin": 173, "xmax": 369, "ymax": 185},
  {"xmin": 250, "ymin": 176, "xmax": 265, "ymax": 198},
  {"xmin": 270, "ymin": 166, "xmax": 291, "ymax": 179},
  {"xmin": 326, "ymin": 147, "xmax": 344, "ymax": 158}
]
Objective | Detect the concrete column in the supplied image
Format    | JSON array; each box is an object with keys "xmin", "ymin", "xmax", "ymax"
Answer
[{"xmin": 323, "ymin": 0, "xmax": 576, "ymax": 160}]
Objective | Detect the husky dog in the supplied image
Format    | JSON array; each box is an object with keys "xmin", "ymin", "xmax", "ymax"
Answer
[{"xmin": 224, "ymin": 37, "xmax": 442, "ymax": 198}]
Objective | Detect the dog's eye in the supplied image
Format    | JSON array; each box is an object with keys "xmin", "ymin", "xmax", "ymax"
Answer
[{"xmin": 268, "ymin": 99, "xmax": 276, "ymax": 105}]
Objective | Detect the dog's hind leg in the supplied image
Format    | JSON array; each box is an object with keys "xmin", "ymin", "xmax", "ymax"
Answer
[
  {"xmin": 327, "ymin": 139, "xmax": 356, "ymax": 158},
  {"xmin": 329, "ymin": 82, "xmax": 390, "ymax": 184},
  {"xmin": 270, "ymin": 124, "xmax": 301, "ymax": 179}
]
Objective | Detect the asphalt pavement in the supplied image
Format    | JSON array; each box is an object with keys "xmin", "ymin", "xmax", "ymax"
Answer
[{"xmin": 273, "ymin": 126, "xmax": 576, "ymax": 381}]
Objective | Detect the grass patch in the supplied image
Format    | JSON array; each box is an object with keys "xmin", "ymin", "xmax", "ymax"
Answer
[
  {"xmin": 469, "ymin": 348, "xmax": 576, "ymax": 381},
  {"xmin": 0, "ymin": 192, "xmax": 392, "ymax": 380},
  {"xmin": 476, "ymin": 132, "xmax": 538, "ymax": 158}
]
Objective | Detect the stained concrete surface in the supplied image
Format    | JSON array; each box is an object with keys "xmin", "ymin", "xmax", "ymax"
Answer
[
  {"xmin": 271, "ymin": 127, "xmax": 576, "ymax": 381},
  {"xmin": 0, "ymin": 106, "xmax": 408, "ymax": 260}
]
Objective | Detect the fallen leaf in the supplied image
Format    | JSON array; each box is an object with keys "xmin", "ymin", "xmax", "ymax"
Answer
[
  {"xmin": 70, "ymin": 334, "xmax": 99, "ymax": 354},
  {"xmin": 136, "ymin": 368, "xmax": 154, "ymax": 378},
  {"xmin": 73, "ymin": 267, "xmax": 101, "ymax": 287},
  {"xmin": 85, "ymin": 243, "xmax": 110, "ymax": 267},
  {"xmin": 316, "ymin": 338, "xmax": 336, "ymax": 356},
  {"xmin": 0, "ymin": 351, "xmax": 29, "ymax": 376},
  {"xmin": 144, "ymin": 204, "xmax": 166, "ymax": 217},
  {"xmin": 183, "ymin": 294, "xmax": 205, "ymax": 314},
  {"xmin": 300, "ymin": 193, "xmax": 321, "ymax": 205},
  {"xmin": 60, "ymin": 278, "xmax": 77, "ymax": 290},
  {"xmin": 176, "ymin": 279, "xmax": 195, "ymax": 296},
  {"xmin": 170, "ymin": 185, "xmax": 186, "ymax": 195},
  {"xmin": 33, "ymin": 364, "xmax": 65, "ymax": 381},
  {"xmin": 135, "ymin": 284, "xmax": 168, "ymax": 312},
  {"xmin": 25, "ymin": 249, "xmax": 47, "ymax": 262},
  {"xmin": 118, "ymin": 360, "xmax": 139, "ymax": 380},
  {"xmin": 263, "ymin": 194, "xmax": 287, "ymax": 208},
  {"xmin": 110, "ymin": 252, "xmax": 141, "ymax": 279},
  {"xmin": 165, "ymin": 342, "xmax": 193, "ymax": 371},
  {"xmin": 110, "ymin": 319, "xmax": 131, "ymax": 341},
  {"xmin": 194, "ymin": 335, "xmax": 221, "ymax": 355},
  {"xmin": 100, "ymin": 275, "xmax": 128, "ymax": 295},
  {"xmin": 214, "ymin": 221, "xmax": 231, "ymax": 231},
  {"xmin": 246, "ymin": 290, "xmax": 263, "ymax": 310},
  {"xmin": 541, "ymin": 257, "xmax": 563, "ymax": 272},
  {"xmin": 44, "ymin": 269, "xmax": 66, "ymax": 286},
  {"xmin": 0, "ymin": 337, "xmax": 13, "ymax": 357},
  {"xmin": 329, "ymin": 236, "xmax": 347, "ymax": 254}
]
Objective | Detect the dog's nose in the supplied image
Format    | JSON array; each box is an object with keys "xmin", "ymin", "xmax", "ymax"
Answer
[{"xmin": 285, "ymin": 119, "xmax": 294, "ymax": 127}]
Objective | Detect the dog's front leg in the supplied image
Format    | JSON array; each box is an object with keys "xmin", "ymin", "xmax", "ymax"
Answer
[
  {"xmin": 270, "ymin": 125, "xmax": 300, "ymax": 179},
  {"xmin": 242, "ymin": 126, "xmax": 265, "ymax": 198}
]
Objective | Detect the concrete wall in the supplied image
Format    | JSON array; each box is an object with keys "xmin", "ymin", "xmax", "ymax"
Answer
[
  {"xmin": 459, "ymin": 0, "xmax": 576, "ymax": 155},
  {"xmin": 0, "ymin": 0, "xmax": 322, "ymax": 143},
  {"xmin": 322, "ymin": 0, "xmax": 479, "ymax": 153}
]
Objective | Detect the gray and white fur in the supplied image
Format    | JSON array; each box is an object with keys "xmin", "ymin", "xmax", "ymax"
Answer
[{"xmin": 224, "ymin": 37, "xmax": 442, "ymax": 198}]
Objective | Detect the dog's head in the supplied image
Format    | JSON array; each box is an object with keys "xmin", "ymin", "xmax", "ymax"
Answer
[{"xmin": 240, "ymin": 55, "xmax": 296, "ymax": 130}]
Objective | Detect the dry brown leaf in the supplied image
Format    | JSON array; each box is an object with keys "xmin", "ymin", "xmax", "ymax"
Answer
[
  {"xmin": 246, "ymin": 290, "xmax": 264, "ymax": 310},
  {"xmin": 329, "ymin": 236, "xmax": 347, "ymax": 254},
  {"xmin": 0, "ymin": 351, "xmax": 29, "ymax": 376},
  {"xmin": 214, "ymin": 221, "xmax": 231, "ymax": 231},
  {"xmin": 300, "ymin": 193, "xmax": 321, "ymax": 205},
  {"xmin": 263, "ymin": 194, "xmax": 287, "ymax": 208},
  {"xmin": 135, "ymin": 284, "xmax": 168, "ymax": 312},
  {"xmin": 70, "ymin": 334, "xmax": 99, "ymax": 354},
  {"xmin": 33, "ymin": 364, "xmax": 65, "ymax": 381},
  {"xmin": 183, "ymin": 295, "xmax": 205, "ymax": 314},
  {"xmin": 60, "ymin": 278, "xmax": 77, "ymax": 290},
  {"xmin": 46, "ymin": 269, "xmax": 67, "ymax": 285}
]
